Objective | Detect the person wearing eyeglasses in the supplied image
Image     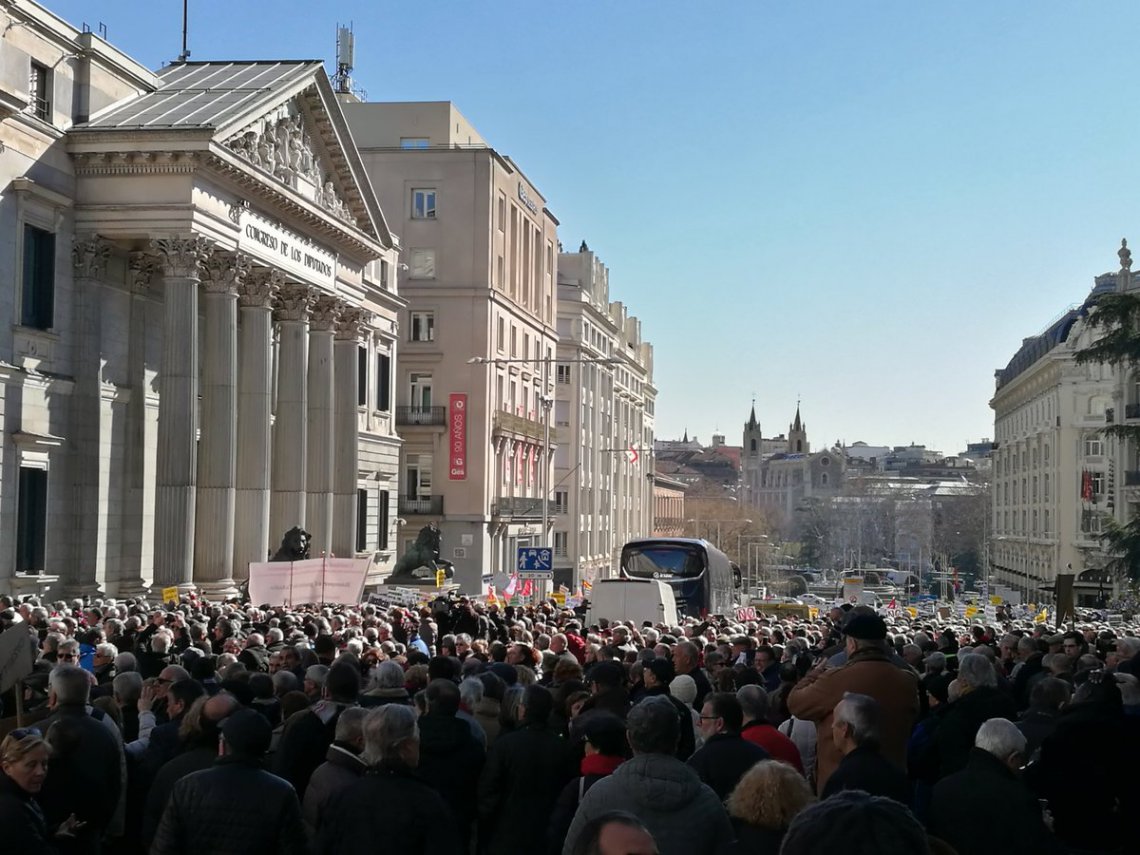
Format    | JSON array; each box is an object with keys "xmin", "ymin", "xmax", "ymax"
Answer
[{"xmin": 0, "ymin": 727, "xmax": 84, "ymax": 852}]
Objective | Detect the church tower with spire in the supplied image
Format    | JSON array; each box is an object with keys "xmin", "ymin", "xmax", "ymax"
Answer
[
  {"xmin": 788, "ymin": 403, "xmax": 809, "ymax": 454},
  {"xmin": 743, "ymin": 399, "xmax": 762, "ymax": 459}
]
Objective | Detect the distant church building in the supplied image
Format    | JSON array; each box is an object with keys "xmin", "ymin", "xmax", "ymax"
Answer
[{"xmin": 741, "ymin": 402, "xmax": 844, "ymax": 521}]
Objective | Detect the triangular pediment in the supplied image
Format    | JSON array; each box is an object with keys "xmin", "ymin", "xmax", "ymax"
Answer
[
  {"xmin": 74, "ymin": 60, "xmax": 393, "ymax": 249},
  {"xmin": 217, "ymin": 76, "xmax": 391, "ymax": 247}
]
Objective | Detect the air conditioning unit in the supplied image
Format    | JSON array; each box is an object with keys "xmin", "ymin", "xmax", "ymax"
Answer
[{"xmin": 453, "ymin": 547, "xmax": 467, "ymax": 559}]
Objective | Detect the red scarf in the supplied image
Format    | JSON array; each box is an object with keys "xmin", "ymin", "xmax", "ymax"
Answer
[{"xmin": 580, "ymin": 753, "xmax": 623, "ymax": 777}]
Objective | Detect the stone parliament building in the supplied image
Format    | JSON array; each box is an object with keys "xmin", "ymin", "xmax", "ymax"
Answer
[{"xmin": 0, "ymin": 3, "xmax": 403, "ymax": 597}]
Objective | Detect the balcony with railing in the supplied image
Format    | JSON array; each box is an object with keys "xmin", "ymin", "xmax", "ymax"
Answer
[
  {"xmin": 492, "ymin": 409, "xmax": 545, "ymax": 443},
  {"xmin": 399, "ymin": 495, "xmax": 444, "ymax": 515},
  {"xmin": 492, "ymin": 495, "xmax": 544, "ymax": 519},
  {"xmin": 396, "ymin": 406, "xmax": 446, "ymax": 427}
]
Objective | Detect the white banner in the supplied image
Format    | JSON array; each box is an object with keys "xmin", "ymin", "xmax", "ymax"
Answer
[
  {"xmin": 0, "ymin": 624, "xmax": 35, "ymax": 695},
  {"xmin": 247, "ymin": 558, "xmax": 369, "ymax": 606}
]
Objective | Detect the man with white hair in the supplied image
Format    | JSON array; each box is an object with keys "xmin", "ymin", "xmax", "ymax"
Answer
[{"xmin": 928, "ymin": 718, "xmax": 1064, "ymax": 855}]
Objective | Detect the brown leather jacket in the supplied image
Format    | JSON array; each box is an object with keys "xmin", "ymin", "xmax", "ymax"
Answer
[{"xmin": 787, "ymin": 645, "xmax": 920, "ymax": 794}]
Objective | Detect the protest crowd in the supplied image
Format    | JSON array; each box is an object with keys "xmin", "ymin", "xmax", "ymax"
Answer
[{"xmin": 1, "ymin": 588, "xmax": 1139, "ymax": 855}]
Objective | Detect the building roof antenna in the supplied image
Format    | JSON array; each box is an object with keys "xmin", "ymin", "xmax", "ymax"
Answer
[
  {"xmin": 333, "ymin": 23, "xmax": 355, "ymax": 95},
  {"xmin": 177, "ymin": 0, "xmax": 190, "ymax": 62}
]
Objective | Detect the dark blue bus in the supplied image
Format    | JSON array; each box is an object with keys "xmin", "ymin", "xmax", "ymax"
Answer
[{"xmin": 619, "ymin": 537, "xmax": 740, "ymax": 619}]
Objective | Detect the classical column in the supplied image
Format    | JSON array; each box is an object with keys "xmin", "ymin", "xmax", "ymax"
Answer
[
  {"xmin": 68, "ymin": 236, "xmax": 112, "ymax": 596},
  {"xmin": 269, "ymin": 283, "xmax": 315, "ymax": 543},
  {"xmin": 192, "ymin": 252, "xmax": 250, "ymax": 595},
  {"xmin": 332, "ymin": 306, "xmax": 369, "ymax": 557},
  {"xmin": 152, "ymin": 236, "xmax": 212, "ymax": 592},
  {"xmin": 119, "ymin": 253, "xmax": 159, "ymax": 596},
  {"xmin": 234, "ymin": 267, "xmax": 281, "ymax": 573},
  {"xmin": 305, "ymin": 295, "xmax": 340, "ymax": 557}
]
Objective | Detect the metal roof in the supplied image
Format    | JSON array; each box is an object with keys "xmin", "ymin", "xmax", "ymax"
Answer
[{"xmin": 81, "ymin": 61, "xmax": 320, "ymax": 130}]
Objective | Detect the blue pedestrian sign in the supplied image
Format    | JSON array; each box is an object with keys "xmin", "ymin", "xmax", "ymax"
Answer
[{"xmin": 516, "ymin": 546, "xmax": 553, "ymax": 578}]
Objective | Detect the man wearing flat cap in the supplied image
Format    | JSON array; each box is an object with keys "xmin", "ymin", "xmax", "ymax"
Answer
[{"xmin": 787, "ymin": 610, "xmax": 920, "ymax": 795}]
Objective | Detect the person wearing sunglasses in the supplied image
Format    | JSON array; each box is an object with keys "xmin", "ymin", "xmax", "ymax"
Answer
[{"xmin": 0, "ymin": 727, "xmax": 84, "ymax": 852}]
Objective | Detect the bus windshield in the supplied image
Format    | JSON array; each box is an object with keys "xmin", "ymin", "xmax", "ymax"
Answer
[{"xmin": 622, "ymin": 544, "xmax": 705, "ymax": 579}]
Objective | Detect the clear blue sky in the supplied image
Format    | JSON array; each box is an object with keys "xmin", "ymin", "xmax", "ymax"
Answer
[{"xmin": 48, "ymin": 0, "xmax": 1140, "ymax": 455}]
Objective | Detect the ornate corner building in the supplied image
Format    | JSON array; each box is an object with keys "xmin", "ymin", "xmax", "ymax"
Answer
[{"xmin": 0, "ymin": 2, "xmax": 403, "ymax": 596}]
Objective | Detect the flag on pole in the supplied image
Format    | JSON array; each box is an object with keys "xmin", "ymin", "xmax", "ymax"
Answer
[
  {"xmin": 520, "ymin": 579, "xmax": 534, "ymax": 598},
  {"xmin": 626, "ymin": 445, "xmax": 639, "ymax": 464},
  {"xmin": 1034, "ymin": 606, "xmax": 1048, "ymax": 624},
  {"xmin": 504, "ymin": 574, "xmax": 519, "ymax": 597}
]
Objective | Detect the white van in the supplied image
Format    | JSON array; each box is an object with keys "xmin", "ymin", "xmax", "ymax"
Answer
[{"xmin": 586, "ymin": 579, "xmax": 679, "ymax": 628}]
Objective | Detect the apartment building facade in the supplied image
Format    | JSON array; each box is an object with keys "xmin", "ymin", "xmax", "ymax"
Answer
[
  {"xmin": 554, "ymin": 246, "xmax": 655, "ymax": 587},
  {"xmin": 345, "ymin": 102, "xmax": 559, "ymax": 592},
  {"xmin": 990, "ymin": 271, "xmax": 1120, "ymax": 604}
]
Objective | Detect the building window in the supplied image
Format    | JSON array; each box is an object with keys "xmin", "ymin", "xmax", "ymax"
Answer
[
  {"xmin": 400, "ymin": 137, "xmax": 429, "ymax": 149},
  {"xmin": 376, "ymin": 352, "xmax": 391, "ymax": 411},
  {"xmin": 554, "ymin": 490, "xmax": 569, "ymax": 513},
  {"xmin": 21, "ymin": 225, "xmax": 55, "ymax": 330},
  {"xmin": 357, "ymin": 346, "xmax": 368, "ymax": 406},
  {"xmin": 16, "ymin": 467, "xmax": 47, "ymax": 574},
  {"xmin": 410, "ymin": 311, "xmax": 435, "ymax": 342},
  {"xmin": 356, "ymin": 488, "xmax": 369, "ymax": 553},
  {"xmin": 405, "ymin": 454, "xmax": 432, "ymax": 498},
  {"xmin": 496, "ymin": 317, "xmax": 505, "ymax": 352},
  {"xmin": 411, "ymin": 188, "xmax": 437, "ymax": 219},
  {"xmin": 1091, "ymin": 471, "xmax": 1105, "ymax": 497},
  {"xmin": 510, "ymin": 326, "xmax": 517, "ymax": 358},
  {"xmin": 498, "ymin": 192, "xmax": 506, "ymax": 231},
  {"xmin": 410, "ymin": 372, "xmax": 433, "ymax": 410},
  {"xmin": 554, "ymin": 530, "xmax": 568, "ymax": 558},
  {"xmin": 1044, "ymin": 474, "xmax": 1050, "ymax": 501},
  {"xmin": 495, "ymin": 255, "xmax": 504, "ymax": 288},
  {"xmin": 378, "ymin": 490, "xmax": 389, "ymax": 550},
  {"xmin": 556, "ymin": 365, "xmax": 571, "ymax": 385},
  {"xmin": 408, "ymin": 248, "xmax": 436, "ymax": 279},
  {"xmin": 380, "ymin": 259, "xmax": 391, "ymax": 291},
  {"xmin": 1084, "ymin": 437, "xmax": 1104, "ymax": 457},
  {"xmin": 29, "ymin": 61, "xmax": 51, "ymax": 122},
  {"xmin": 546, "ymin": 241, "xmax": 553, "ymax": 273}
]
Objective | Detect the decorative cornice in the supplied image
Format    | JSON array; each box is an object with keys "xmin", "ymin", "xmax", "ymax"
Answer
[
  {"xmin": 335, "ymin": 305, "xmax": 372, "ymax": 341},
  {"xmin": 72, "ymin": 150, "xmax": 201, "ymax": 176},
  {"xmin": 309, "ymin": 294, "xmax": 342, "ymax": 332},
  {"xmin": 240, "ymin": 267, "xmax": 284, "ymax": 309},
  {"xmin": 274, "ymin": 283, "xmax": 316, "ymax": 322},
  {"xmin": 72, "ymin": 235, "xmax": 111, "ymax": 281},
  {"xmin": 201, "ymin": 251, "xmax": 252, "ymax": 295},
  {"xmin": 150, "ymin": 236, "xmax": 214, "ymax": 280}
]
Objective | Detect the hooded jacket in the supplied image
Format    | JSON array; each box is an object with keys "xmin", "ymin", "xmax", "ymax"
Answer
[{"xmin": 562, "ymin": 753, "xmax": 734, "ymax": 855}]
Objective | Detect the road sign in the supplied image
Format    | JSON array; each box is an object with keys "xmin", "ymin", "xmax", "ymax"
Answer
[{"xmin": 517, "ymin": 549, "xmax": 551, "ymax": 576}]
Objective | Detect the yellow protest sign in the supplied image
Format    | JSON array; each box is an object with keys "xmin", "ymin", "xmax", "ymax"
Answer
[
  {"xmin": 990, "ymin": 595, "xmax": 1002, "ymax": 606},
  {"xmin": 162, "ymin": 586, "xmax": 179, "ymax": 604},
  {"xmin": 435, "ymin": 569, "xmax": 446, "ymax": 589},
  {"xmin": 552, "ymin": 592, "xmax": 566, "ymax": 606},
  {"xmin": 965, "ymin": 606, "xmax": 978, "ymax": 619},
  {"xmin": 906, "ymin": 607, "xmax": 918, "ymax": 619}
]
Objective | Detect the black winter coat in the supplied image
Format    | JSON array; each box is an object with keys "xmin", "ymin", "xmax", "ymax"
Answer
[
  {"xmin": 415, "ymin": 712, "xmax": 485, "ymax": 834},
  {"xmin": 478, "ymin": 722, "xmax": 576, "ymax": 855},
  {"xmin": 928, "ymin": 748, "xmax": 1064, "ymax": 855},
  {"xmin": 319, "ymin": 763, "xmax": 463, "ymax": 855},
  {"xmin": 687, "ymin": 733, "xmax": 769, "ymax": 801},
  {"xmin": 928, "ymin": 686, "xmax": 1017, "ymax": 779},
  {"xmin": 0, "ymin": 772, "xmax": 53, "ymax": 855},
  {"xmin": 717, "ymin": 820, "xmax": 785, "ymax": 855},
  {"xmin": 141, "ymin": 745, "xmax": 216, "ymax": 847},
  {"xmin": 820, "ymin": 745, "xmax": 910, "ymax": 805},
  {"xmin": 150, "ymin": 756, "xmax": 307, "ymax": 855},
  {"xmin": 272, "ymin": 703, "xmax": 345, "ymax": 800}
]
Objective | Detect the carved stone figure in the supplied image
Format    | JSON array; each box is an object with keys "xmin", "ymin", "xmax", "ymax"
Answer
[
  {"xmin": 389, "ymin": 523, "xmax": 455, "ymax": 583},
  {"xmin": 270, "ymin": 526, "xmax": 311, "ymax": 562}
]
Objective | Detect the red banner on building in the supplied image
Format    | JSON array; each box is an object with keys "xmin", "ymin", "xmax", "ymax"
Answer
[{"xmin": 449, "ymin": 393, "xmax": 467, "ymax": 480}]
